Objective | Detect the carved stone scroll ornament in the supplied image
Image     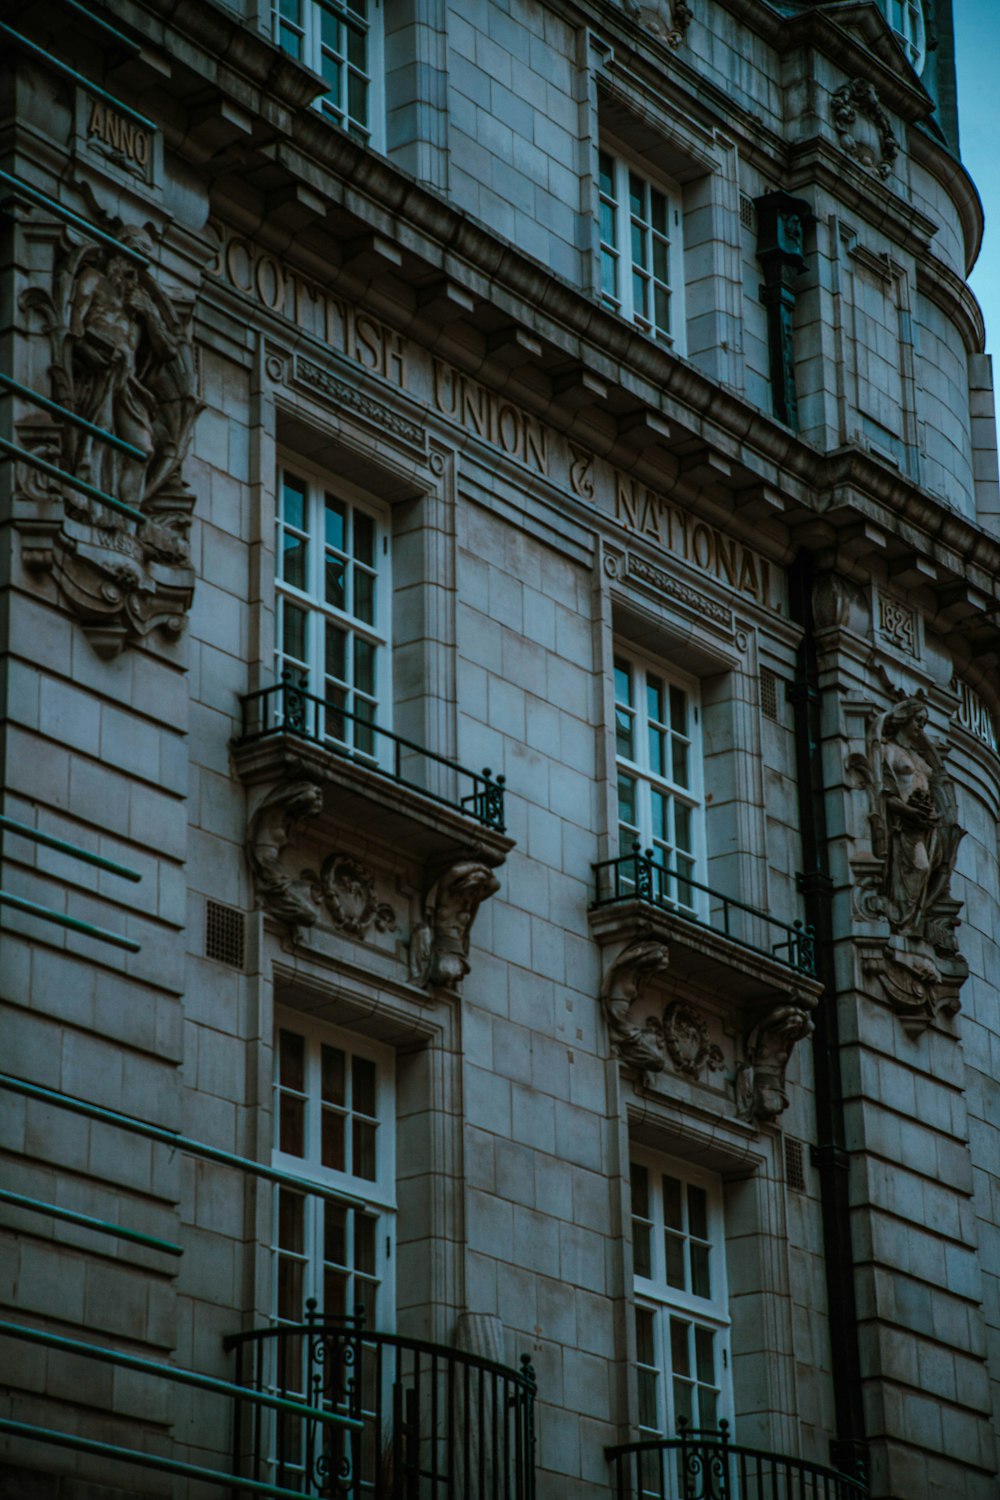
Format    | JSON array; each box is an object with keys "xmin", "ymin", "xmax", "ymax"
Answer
[
  {"xmin": 17, "ymin": 226, "xmax": 201, "ymax": 657},
  {"xmin": 662, "ymin": 1001, "xmax": 725, "ymax": 1080},
  {"xmin": 313, "ymin": 853, "xmax": 396, "ymax": 938},
  {"xmin": 621, "ymin": 0, "xmax": 692, "ymax": 47},
  {"xmin": 247, "ymin": 779, "xmax": 324, "ymax": 931},
  {"xmin": 409, "ymin": 858, "xmax": 501, "ymax": 989},
  {"xmin": 847, "ymin": 696, "xmax": 968, "ymax": 1030},
  {"xmin": 600, "ymin": 938, "xmax": 672, "ymax": 1077},
  {"xmin": 831, "ymin": 79, "xmax": 899, "ymax": 180},
  {"xmin": 735, "ymin": 1002, "xmax": 814, "ymax": 1125}
]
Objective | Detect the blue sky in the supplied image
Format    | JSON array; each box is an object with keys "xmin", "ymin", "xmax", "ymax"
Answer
[{"xmin": 955, "ymin": 1, "xmax": 1000, "ymax": 361}]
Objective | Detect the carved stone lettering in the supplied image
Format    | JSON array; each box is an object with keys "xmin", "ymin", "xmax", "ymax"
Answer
[
  {"xmin": 877, "ymin": 594, "xmax": 917, "ymax": 656},
  {"xmin": 18, "ymin": 227, "xmax": 200, "ymax": 655}
]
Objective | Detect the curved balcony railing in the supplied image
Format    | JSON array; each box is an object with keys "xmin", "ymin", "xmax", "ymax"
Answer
[
  {"xmin": 225, "ymin": 1306, "xmax": 537, "ymax": 1499},
  {"xmin": 238, "ymin": 674, "xmax": 506, "ymax": 833},
  {"xmin": 593, "ymin": 844, "xmax": 817, "ymax": 977},
  {"xmin": 607, "ymin": 1421, "xmax": 867, "ymax": 1500}
]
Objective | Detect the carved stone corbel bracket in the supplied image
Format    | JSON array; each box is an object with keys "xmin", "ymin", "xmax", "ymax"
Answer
[
  {"xmin": 859, "ymin": 936, "xmax": 966, "ymax": 1037},
  {"xmin": 734, "ymin": 998, "xmax": 815, "ymax": 1125},
  {"xmin": 247, "ymin": 775, "xmax": 324, "ymax": 931},
  {"xmin": 600, "ymin": 937, "xmax": 672, "ymax": 1077},
  {"xmin": 409, "ymin": 854, "xmax": 501, "ymax": 990}
]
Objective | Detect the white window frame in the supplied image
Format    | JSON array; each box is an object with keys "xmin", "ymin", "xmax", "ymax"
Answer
[
  {"xmin": 597, "ymin": 137, "xmax": 686, "ymax": 354},
  {"xmin": 613, "ymin": 646, "xmax": 706, "ymax": 918},
  {"xmin": 275, "ymin": 457, "xmax": 391, "ymax": 760},
  {"xmin": 271, "ymin": 1011, "xmax": 397, "ymax": 1336},
  {"xmin": 884, "ymin": 0, "xmax": 926, "ymax": 72},
  {"xmin": 630, "ymin": 1148, "xmax": 733, "ymax": 1449},
  {"xmin": 271, "ymin": 0, "xmax": 385, "ymax": 149}
]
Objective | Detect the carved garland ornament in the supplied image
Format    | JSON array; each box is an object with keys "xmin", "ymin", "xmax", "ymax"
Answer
[
  {"xmin": 847, "ymin": 694, "xmax": 967, "ymax": 1031},
  {"xmin": 314, "ymin": 853, "xmax": 396, "ymax": 938},
  {"xmin": 831, "ymin": 79, "xmax": 899, "ymax": 181},
  {"xmin": 17, "ymin": 225, "xmax": 201, "ymax": 657}
]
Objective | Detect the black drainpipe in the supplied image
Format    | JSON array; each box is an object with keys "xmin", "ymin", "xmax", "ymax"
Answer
[{"xmin": 788, "ymin": 552, "xmax": 869, "ymax": 1483}]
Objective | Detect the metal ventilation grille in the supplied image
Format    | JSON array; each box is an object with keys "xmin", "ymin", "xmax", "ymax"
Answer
[
  {"xmin": 206, "ymin": 899, "xmax": 245, "ymax": 970},
  {"xmin": 785, "ymin": 1137, "xmax": 806, "ymax": 1193},
  {"xmin": 760, "ymin": 667, "xmax": 780, "ymax": 722},
  {"xmin": 740, "ymin": 193, "xmax": 756, "ymax": 231}
]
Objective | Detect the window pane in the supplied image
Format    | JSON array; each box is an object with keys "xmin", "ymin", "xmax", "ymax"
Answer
[
  {"xmin": 322, "ymin": 1045, "xmax": 346, "ymax": 1105},
  {"xmin": 325, "ymin": 495, "xmax": 347, "ymax": 550},
  {"xmin": 670, "ymin": 1318, "xmax": 691, "ymax": 1378},
  {"xmin": 654, "ymin": 286, "xmax": 671, "ymax": 337},
  {"xmin": 700, "ymin": 1385, "xmax": 718, "ymax": 1431},
  {"xmin": 280, "ymin": 1030, "xmax": 305, "ymax": 1090},
  {"xmin": 629, "ymin": 172, "xmax": 645, "ymax": 217},
  {"xmin": 665, "ymin": 1233, "xmax": 685, "ymax": 1289},
  {"xmin": 347, "ymin": 71, "xmax": 368, "ymax": 128},
  {"xmin": 638, "ymin": 1368, "xmax": 659, "ymax": 1431},
  {"xmin": 354, "ymin": 510, "xmax": 375, "ymax": 566},
  {"xmin": 325, "ymin": 1202, "xmax": 348, "ymax": 1266},
  {"xmin": 353, "ymin": 1119, "xmax": 377, "ymax": 1181},
  {"xmin": 635, "ymin": 1306, "xmax": 656, "ymax": 1365},
  {"xmin": 322, "ymin": 1108, "xmax": 345, "ymax": 1170},
  {"xmin": 673, "ymin": 1378, "xmax": 694, "ymax": 1428},
  {"xmin": 695, "ymin": 1325, "xmax": 715, "ymax": 1384},
  {"xmin": 634, "ymin": 1222, "xmax": 652, "ymax": 1279},
  {"xmin": 631, "ymin": 221, "xmax": 646, "ymax": 269},
  {"xmin": 281, "ymin": 532, "xmax": 308, "ymax": 589},
  {"xmin": 355, "ymin": 1213, "xmax": 376, "ymax": 1275},
  {"xmin": 354, "ymin": 567, "xmax": 375, "ymax": 624},
  {"xmin": 614, "ymin": 660, "xmax": 632, "ymax": 705},
  {"xmin": 647, "ymin": 675, "xmax": 664, "ymax": 724},
  {"xmin": 688, "ymin": 1185, "xmax": 708, "ymax": 1241},
  {"xmin": 650, "ymin": 189, "xmax": 668, "ymax": 236},
  {"xmin": 282, "ymin": 600, "xmax": 308, "ymax": 663},
  {"xmin": 353, "ymin": 1056, "xmax": 376, "ymax": 1115},
  {"xmin": 674, "ymin": 802, "xmax": 692, "ymax": 854},
  {"xmin": 325, "ymin": 556, "xmax": 347, "ymax": 609},
  {"xmin": 319, "ymin": 9, "xmax": 342, "ymax": 49},
  {"xmin": 599, "ymin": 198, "xmax": 616, "ymax": 244},
  {"xmin": 662, "ymin": 1175, "xmax": 683, "ymax": 1230},
  {"xmin": 354, "ymin": 637, "xmax": 376, "ymax": 697},
  {"xmin": 670, "ymin": 685, "xmax": 687, "ymax": 732},
  {"xmin": 346, "ymin": 21, "xmax": 366, "ymax": 70},
  {"xmin": 279, "ymin": 1094, "xmax": 305, "ymax": 1157},
  {"xmin": 617, "ymin": 773, "xmax": 637, "ymax": 827},
  {"xmin": 632, "ymin": 270, "xmax": 648, "ymax": 319},
  {"xmin": 690, "ymin": 1241, "xmax": 711, "ymax": 1299},
  {"xmin": 278, "ymin": 1252, "xmax": 304, "ymax": 1321},
  {"xmin": 324, "ymin": 1267, "xmax": 348, "ymax": 1318},
  {"xmin": 278, "ymin": 1188, "xmax": 305, "ymax": 1252},
  {"xmin": 282, "ymin": 476, "xmax": 306, "ymax": 531},
  {"xmin": 672, "ymin": 738, "xmax": 689, "ymax": 787},
  {"xmin": 616, "ymin": 708, "xmax": 634, "ymax": 759},
  {"xmin": 600, "ymin": 251, "xmax": 618, "ymax": 301},
  {"xmin": 653, "ymin": 240, "xmax": 670, "ymax": 285},
  {"xmin": 650, "ymin": 790, "xmax": 668, "ymax": 843},
  {"xmin": 325, "ymin": 623, "xmax": 347, "ymax": 683},
  {"xmin": 631, "ymin": 1161, "xmax": 650, "ymax": 1218},
  {"xmin": 598, "ymin": 151, "xmax": 615, "ymax": 196},
  {"xmin": 648, "ymin": 726, "xmax": 664, "ymax": 777}
]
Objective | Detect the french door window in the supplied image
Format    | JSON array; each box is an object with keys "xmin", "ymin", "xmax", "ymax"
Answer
[
  {"xmin": 272, "ymin": 0, "xmax": 382, "ymax": 144},
  {"xmin": 614, "ymin": 651, "xmax": 704, "ymax": 914},
  {"xmin": 272, "ymin": 1019, "xmax": 395, "ymax": 1329},
  {"xmin": 884, "ymin": 0, "xmax": 926, "ymax": 71},
  {"xmin": 598, "ymin": 146, "xmax": 685, "ymax": 352},
  {"xmin": 631, "ymin": 1152, "xmax": 731, "ymax": 1469},
  {"xmin": 276, "ymin": 466, "xmax": 388, "ymax": 758}
]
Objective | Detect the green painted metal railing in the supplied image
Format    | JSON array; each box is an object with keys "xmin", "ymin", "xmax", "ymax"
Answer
[
  {"xmin": 0, "ymin": 1073, "xmax": 368, "ymax": 1208},
  {"xmin": 0, "ymin": 169, "xmax": 150, "ymax": 265},
  {"xmin": 59, "ymin": 0, "xmax": 142, "ymax": 54},
  {"xmin": 0, "ymin": 435, "xmax": 147, "ymax": 524},
  {"xmin": 0, "ymin": 814, "xmax": 142, "ymax": 950},
  {"xmin": 0, "ymin": 1187, "xmax": 182, "ymax": 1257},
  {"xmin": 0, "ymin": 372, "xmax": 148, "ymax": 462},
  {"xmin": 0, "ymin": 1423, "xmax": 320, "ymax": 1500},
  {"xmin": 0, "ymin": 23, "xmax": 156, "ymax": 130}
]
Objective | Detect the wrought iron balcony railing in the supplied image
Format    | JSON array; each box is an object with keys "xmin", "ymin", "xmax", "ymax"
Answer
[
  {"xmin": 592, "ymin": 844, "xmax": 817, "ymax": 978},
  {"xmin": 238, "ymin": 674, "xmax": 506, "ymax": 833},
  {"xmin": 607, "ymin": 1421, "xmax": 868, "ymax": 1500},
  {"xmin": 225, "ymin": 1305, "xmax": 537, "ymax": 1499}
]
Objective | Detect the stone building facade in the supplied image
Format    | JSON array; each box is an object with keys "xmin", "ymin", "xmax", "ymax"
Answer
[{"xmin": 1, "ymin": 1, "xmax": 999, "ymax": 1498}]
